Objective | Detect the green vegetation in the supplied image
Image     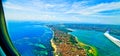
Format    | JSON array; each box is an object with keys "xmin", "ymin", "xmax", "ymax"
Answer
[
  {"xmin": 69, "ymin": 35, "xmax": 78, "ymax": 45},
  {"xmin": 76, "ymin": 39, "xmax": 98, "ymax": 56},
  {"xmin": 49, "ymin": 25, "xmax": 98, "ymax": 56}
]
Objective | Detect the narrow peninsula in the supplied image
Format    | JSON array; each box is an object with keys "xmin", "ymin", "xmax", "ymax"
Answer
[{"xmin": 48, "ymin": 25, "xmax": 97, "ymax": 56}]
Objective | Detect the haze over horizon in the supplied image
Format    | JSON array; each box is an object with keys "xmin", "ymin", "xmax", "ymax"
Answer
[{"xmin": 2, "ymin": 0, "xmax": 120, "ymax": 25}]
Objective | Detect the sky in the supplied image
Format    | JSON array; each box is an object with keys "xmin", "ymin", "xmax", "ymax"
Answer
[{"xmin": 2, "ymin": 0, "xmax": 120, "ymax": 25}]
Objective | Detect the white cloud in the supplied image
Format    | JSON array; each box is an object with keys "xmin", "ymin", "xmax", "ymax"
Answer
[
  {"xmin": 3, "ymin": 2, "xmax": 33, "ymax": 11},
  {"xmin": 3, "ymin": 0, "xmax": 69, "ymax": 12},
  {"xmin": 65, "ymin": 1, "xmax": 89, "ymax": 13},
  {"xmin": 3, "ymin": 0, "xmax": 120, "ymax": 25},
  {"xmin": 66, "ymin": 2, "xmax": 120, "ymax": 15},
  {"xmin": 5, "ymin": 12, "xmax": 57, "ymax": 21}
]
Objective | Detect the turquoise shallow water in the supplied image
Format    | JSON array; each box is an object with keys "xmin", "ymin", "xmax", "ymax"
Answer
[{"xmin": 70, "ymin": 29, "xmax": 120, "ymax": 56}]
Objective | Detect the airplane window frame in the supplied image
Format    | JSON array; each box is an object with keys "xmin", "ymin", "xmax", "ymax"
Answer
[{"xmin": 0, "ymin": 0, "xmax": 20, "ymax": 56}]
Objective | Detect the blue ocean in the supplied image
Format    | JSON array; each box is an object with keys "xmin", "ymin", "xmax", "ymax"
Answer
[{"xmin": 6, "ymin": 21, "xmax": 54, "ymax": 56}]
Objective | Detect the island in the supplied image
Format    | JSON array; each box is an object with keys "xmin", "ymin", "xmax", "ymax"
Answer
[{"xmin": 48, "ymin": 25, "xmax": 97, "ymax": 56}]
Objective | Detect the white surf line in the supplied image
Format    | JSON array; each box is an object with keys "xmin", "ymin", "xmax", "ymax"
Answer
[
  {"xmin": 66, "ymin": 28, "xmax": 75, "ymax": 31},
  {"xmin": 104, "ymin": 31, "xmax": 120, "ymax": 47}
]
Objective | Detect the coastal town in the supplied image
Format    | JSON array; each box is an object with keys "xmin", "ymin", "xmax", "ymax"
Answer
[{"xmin": 48, "ymin": 25, "xmax": 97, "ymax": 56}]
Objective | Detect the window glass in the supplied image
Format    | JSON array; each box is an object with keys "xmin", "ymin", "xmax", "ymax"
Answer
[{"xmin": 2, "ymin": 0, "xmax": 120, "ymax": 56}]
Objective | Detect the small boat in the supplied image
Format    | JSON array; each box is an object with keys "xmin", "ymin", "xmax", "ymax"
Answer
[{"xmin": 104, "ymin": 30, "xmax": 120, "ymax": 47}]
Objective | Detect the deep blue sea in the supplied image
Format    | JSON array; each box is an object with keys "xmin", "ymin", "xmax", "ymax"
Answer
[{"xmin": 6, "ymin": 22, "xmax": 53, "ymax": 56}]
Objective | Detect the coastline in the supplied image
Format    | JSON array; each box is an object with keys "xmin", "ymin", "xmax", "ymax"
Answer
[
  {"xmin": 67, "ymin": 31, "xmax": 98, "ymax": 56},
  {"xmin": 50, "ymin": 38, "xmax": 57, "ymax": 53},
  {"xmin": 75, "ymin": 36, "xmax": 98, "ymax": 56},
  {"xmin": 50, "ymin": 32, "xmax": 98, "ymax": 56},
  {"xmin": 49, "ymin": 27, "xmax": 57, "ymax": 55},
  {"xmin": 49, "ymin": 25, "xmax": 98, "ymax": 56}
]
